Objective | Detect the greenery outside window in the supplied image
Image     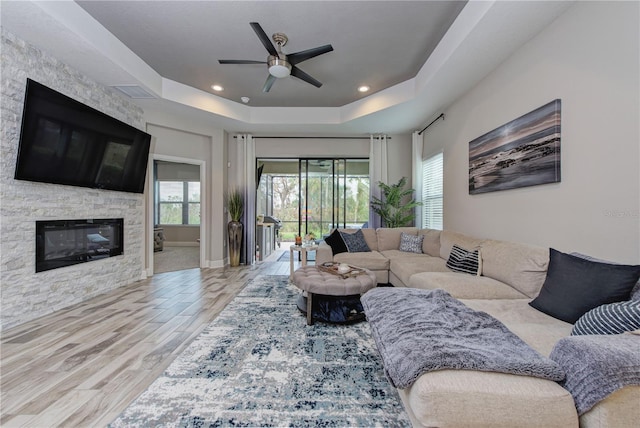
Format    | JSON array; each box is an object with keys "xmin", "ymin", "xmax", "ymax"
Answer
[{"xmin": 158, "ymin": 181, "xmax": 200, "ymax": 225}]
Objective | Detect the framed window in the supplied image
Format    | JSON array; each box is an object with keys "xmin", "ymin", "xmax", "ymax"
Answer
[
  {"xmin": 158, "ymin": 181, "xmax": 200, "ymax": 225},
  {"xmin": 422, "ymin": 153, "xmax": 443, "ymax": 230}
]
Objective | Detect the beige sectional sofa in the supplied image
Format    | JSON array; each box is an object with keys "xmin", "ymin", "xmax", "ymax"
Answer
[{"xmin": 316, "ymin": 227, "xmax": 640, "ymax": 428}]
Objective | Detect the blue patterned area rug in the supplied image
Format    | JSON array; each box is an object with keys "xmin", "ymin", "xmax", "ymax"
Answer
[{"xmin": 110, "ymin": 275, "xmax": 410, "ymax": 427}]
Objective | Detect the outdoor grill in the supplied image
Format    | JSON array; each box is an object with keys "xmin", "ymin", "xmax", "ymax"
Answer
[{"xmin": 262, "ymin": 215, "xmax": 282, "ymax": 247}]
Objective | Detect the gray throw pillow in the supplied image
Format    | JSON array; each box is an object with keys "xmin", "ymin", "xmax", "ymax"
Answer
[
  {"xmin": 339, "ymin": 229, "xmax": 371, "ymax": 253},
  {"xmin": 399, "ymin": 232, "xmax": 423, "ymax": 254},
  {"xmin": 632, "ymin": 281, "xmax": 640, "ymax": 301}
]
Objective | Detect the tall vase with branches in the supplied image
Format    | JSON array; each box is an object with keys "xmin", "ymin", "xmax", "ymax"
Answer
[
  {"xmin": 227, "ymin": 189, "xmax": 244, "ymax": 267},
  {"xmin": 370, "ymin": 177, "xmax": 422, "ymax": 228}
]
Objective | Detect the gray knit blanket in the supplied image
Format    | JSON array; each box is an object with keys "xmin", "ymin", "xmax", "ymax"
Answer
[
  {"xmin": 549, "ymin": 333, "xmax": 640, "ymax": 415},
  {"xmin": 361, "ymin": 288, "xmax": 565, "ymax": 389}
]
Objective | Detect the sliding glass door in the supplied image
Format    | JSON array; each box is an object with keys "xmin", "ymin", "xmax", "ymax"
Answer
[
  {"xmin": 256, "ymin": 158, "xmax": 369, "ymax": 247},
  {"xmin": 299, "ymin": 158, "xmax": 369, "ymax": 239}
]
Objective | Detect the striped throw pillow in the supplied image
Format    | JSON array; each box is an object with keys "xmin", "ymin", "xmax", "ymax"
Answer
[
  {"xmin": 572, "ymin": 300, "xmax": 640, "ymax": 335},
  {"xmin": 446, "ymin": 244, "xmax": 482, "ymax": 275}
]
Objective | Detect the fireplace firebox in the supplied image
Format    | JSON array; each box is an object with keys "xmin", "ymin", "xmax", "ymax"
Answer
[{"xmin": 36, "ymin": 218, "xmax": 124, "ymax": 272}]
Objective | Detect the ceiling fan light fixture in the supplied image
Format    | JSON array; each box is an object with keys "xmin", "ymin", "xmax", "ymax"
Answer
[{"xmin": 268, "ymin": 56, "xmax": 291, "ymax": 78}]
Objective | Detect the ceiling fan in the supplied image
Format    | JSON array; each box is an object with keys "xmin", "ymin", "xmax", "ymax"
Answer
[{"xmin": 218, "ymin": 22, "xmax": 333, "ymax": 93}]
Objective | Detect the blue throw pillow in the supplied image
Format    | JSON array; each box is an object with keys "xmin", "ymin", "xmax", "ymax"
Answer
[
  {"xmin": 572, "ymin": 300, "xmax": 640, "ymax": 335},
  {"xmin": 571, "ymin": 252, "xmax": 640, "ymax": 302},
  {"xmin": 339, "ymin": 229, "xmax": 371, "ymax": 253},
  {"xmin": 529, "ymin": 249, "xmax": 640, "ymax": 323}
]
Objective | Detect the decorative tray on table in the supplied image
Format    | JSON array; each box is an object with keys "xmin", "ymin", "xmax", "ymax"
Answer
[{"xmin": 318, "ymin": 262, "xmax": 366, "ymax": 278}]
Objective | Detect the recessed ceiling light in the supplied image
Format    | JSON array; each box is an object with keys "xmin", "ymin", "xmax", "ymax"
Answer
[
  {"xmin": 211, "ymin": 85, "xmax": 224, "ymax": 92},
  {"xmin": 241, "ymin": 97, "xmax": 250, "ymax": 104},
  {"xmin": 358, "ymin": 85, "xmax": 370, "ymax": 93}
]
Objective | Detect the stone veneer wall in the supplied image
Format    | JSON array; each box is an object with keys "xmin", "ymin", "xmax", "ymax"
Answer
[{"xmin": 0, "ymin": 31, "xmax": 146, "ymax": 330}]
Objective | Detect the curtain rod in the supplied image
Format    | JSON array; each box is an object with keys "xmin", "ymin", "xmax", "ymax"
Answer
[
  {"xmin": 417, "ymin": 113, "xmax": 445, "ymax": 135},
  {"xmin": 233, "ymin": 136, "xmax": 391, "ymax": 140}
]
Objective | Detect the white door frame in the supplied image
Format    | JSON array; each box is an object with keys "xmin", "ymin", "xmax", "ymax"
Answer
[{"xmin": 146, "ymin": 154, "xmax": 207, "ymax": 276}]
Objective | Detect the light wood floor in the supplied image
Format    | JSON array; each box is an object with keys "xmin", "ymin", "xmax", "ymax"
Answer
[{"xmin": 1, "ymin": 248, "xmax": 303, "ymax": 427}]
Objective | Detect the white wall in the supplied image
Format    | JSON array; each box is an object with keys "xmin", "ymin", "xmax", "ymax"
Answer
[
  {"xmin": 424, "ymin": 1, "xmax": 639, "ymax": 263},
  {"xmin": 253, "ymin": 137, "xmax": 370, "ymax": 158},
  {"xmin": 249, "ymin": 134, "xmax": 412, "ymax": 185}
]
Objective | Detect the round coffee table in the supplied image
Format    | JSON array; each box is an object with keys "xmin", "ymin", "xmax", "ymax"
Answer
[{"xmin": 292, "ymin": 265, "xmax": 377, "ymax": 325}]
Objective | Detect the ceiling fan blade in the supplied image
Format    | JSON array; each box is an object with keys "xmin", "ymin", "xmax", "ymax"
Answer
[
  {"xmin": 250, "ymin": 22, "xmax": 278, "ymax": 57},
  {"xmin": 262, "ymin": 74, "xmax": 277, "ymax": 92},
  {"xmin": 288, "ymin": 44, "xmax": 334, "ymax": 65},
  {"xmin": 218, "ymin": 59, "xmax": 266, "ymax": 64},
  {"xmin": 291, "ymin": 66, "xmax": 322, "ymax": 88}
]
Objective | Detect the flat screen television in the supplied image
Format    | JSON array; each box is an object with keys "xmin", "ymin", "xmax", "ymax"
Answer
[{"xmin": 14, "ymin": 79, "xmax": 151, "ymax": 193}]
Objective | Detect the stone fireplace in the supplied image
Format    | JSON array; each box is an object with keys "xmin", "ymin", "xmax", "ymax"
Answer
[{"xmin": 2, "ymin": 31, "xmax": 145, "ymax": 330}]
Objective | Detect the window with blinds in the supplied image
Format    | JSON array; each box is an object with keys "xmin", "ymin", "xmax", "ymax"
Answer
[{"xmin": 422, "ymin": 152, "xmax": 443, "ymax": 230}]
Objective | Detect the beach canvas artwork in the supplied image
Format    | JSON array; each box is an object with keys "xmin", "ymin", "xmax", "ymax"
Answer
[{"xmin": 469, "ymin": 99, "xmax": 561, "ymax": 195}]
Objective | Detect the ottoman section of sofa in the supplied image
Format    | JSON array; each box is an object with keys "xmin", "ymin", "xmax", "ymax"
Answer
[
  {"xmin": 333, "ymin": 251, "xmax": 390, "ymax": 284},
  {"xmin": 388, "ymin": 255, "xmax": 449, "ymax": 287}
]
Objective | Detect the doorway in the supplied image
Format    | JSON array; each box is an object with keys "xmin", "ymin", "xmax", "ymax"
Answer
[{"xmin": 147, "ymin": 156, "xmax": 206, "ymax": 275}]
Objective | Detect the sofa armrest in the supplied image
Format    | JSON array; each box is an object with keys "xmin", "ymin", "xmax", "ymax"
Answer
[{"xmin": 316, "ymin": 242, "xmax": 333, "ymax": 265}]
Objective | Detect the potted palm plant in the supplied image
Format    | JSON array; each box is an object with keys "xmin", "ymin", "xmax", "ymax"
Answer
[
  {"xmin": 226, "ymin": 188, "xmax": 244, "ymax": 267},
  {"xmin": 370, "ymin": 177, "xmax": 422, "ymax": 228}
]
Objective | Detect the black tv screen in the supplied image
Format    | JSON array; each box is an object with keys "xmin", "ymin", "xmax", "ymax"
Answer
[{"xmin": 14, "ymin": 79, "xmax": 151, "ymax": 193}]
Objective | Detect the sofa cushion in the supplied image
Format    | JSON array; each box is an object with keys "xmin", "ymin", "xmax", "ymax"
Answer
[
  {"xmin": 446, "ymin": 244, "xmax": 481, "ymax": 275},
  {"xmin": 380, "ymin": 249, "xmax": 427, "ymax": 261},
  {"xmin": 462, "ymin": 299, "xmax": 574, "ymax": 356},
  {"xmin": 324, "ymin": 229, "xmax": 347, "ymax": 255},
  {"xmin": 418, "ymin": 228, "xmax": 441, "ymax": 257},
  {"xmin": 388, "ymin": 255, "xmax": 449, "ymax": 286},
  {"xmin": 333, "ymin": 251, "xmax": 390, "ymax": 272},
  {"xmin": 400, "ymin": 370, "xmax": 578, "ymax": 428},
  {"xmin": 339, "ymin": 229, "xmax": 370, "ymax": 253},
  {"xmin": 399, "ymin": 232, "xmax": 423, "ymax": 254},
  {"xmin": 572, "ymin": 300, "xmax": 640, "ymax": 336},
  {"xmin": 579, "ymin": 386, "xmax": 640, "ymax": 428},
  {"xmin": 439, "ymin": 230, "xmax": 485, "ymax": 260},
  {"xmin": 408, "ymin": 272, "xmax": 528, "ymax": 300},
  {"xmin": 529, "ymin": 249, "xmax": 640, "ymax": 323},
  {"xmin": 377, "ymin": 227, "xmax": 418, "ymax": 251},
  {"xmin": 481, "ymin": 239, "xmax": 549, "ymax": 298}
]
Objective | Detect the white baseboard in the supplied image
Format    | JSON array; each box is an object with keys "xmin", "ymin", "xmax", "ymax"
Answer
[
  {"xmin": 208, "ymin": 259, "xmax": 225, "ymax": 268},
  {"xmin": 164, "ymin": 241, "xmax": 199, "ymax": 247}
]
